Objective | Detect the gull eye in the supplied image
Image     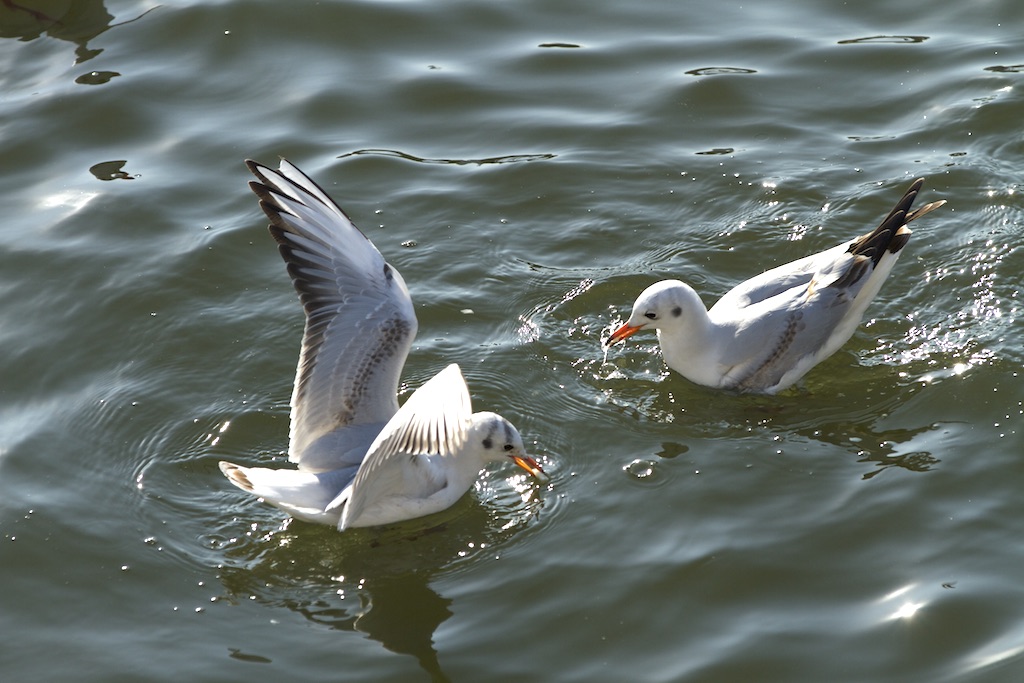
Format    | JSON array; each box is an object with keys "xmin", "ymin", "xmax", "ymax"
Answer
[
  {"xmin": 644, "ymin": 312, "xmax": 657, "ymax": 320},
  {"xmin": 503, "ymin": 443, "xmax": 514, "ymax": 452}
]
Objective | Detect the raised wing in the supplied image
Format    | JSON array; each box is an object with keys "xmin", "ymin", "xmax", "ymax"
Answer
[
  {"xmin": 247, "ymin": 159, "xmax": 419, "ymax": 471},
  {"xmin": 338, "ymin": 364, "xmax": 473, "ymax": 528}
]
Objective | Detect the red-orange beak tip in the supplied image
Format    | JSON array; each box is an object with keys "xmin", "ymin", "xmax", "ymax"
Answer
[
  {"xmin": 606, "ymin": 323, "xmax": 641, "ymax": 347},
  {"xmin": 513, "ymin": 455, "xmax": 548, "ymax": 481}
]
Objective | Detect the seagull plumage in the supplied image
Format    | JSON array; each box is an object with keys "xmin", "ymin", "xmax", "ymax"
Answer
[
  {"xmin": 219, "ymin": 160, "xmax": 544, "ymax": 530},
  {"xmin": 607, "ymin": 178, "xmax": 945, "ymax": 394}
]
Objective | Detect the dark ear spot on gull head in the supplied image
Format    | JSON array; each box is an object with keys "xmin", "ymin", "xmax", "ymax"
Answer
[
  {"xmin": 671, "ymin": 306, "xmax": 682, "ymax": 317},
  {"xmin": 482, "ymin": 437, "xmax": 493, "ymax": 449}
]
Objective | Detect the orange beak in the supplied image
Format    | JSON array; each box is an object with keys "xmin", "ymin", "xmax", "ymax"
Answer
[
  {"xmin": 606, "ymin": 323, "xmax": 643, "ymax": 346},
  {"xmin": 513, "ymin": 454, "xmax": 547, "ymax": 481}
]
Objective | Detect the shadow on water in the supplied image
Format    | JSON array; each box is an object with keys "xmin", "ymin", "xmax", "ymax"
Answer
[
  {"xmin": 214, "ymin": 516, "xmax": 514, "ymax": 683},
  {"xmin": 590, "ymin": 346, "xmax": 951, "ymax": 480},
  {"xmin": 296, "ymin": 571, "xmax": 452, "ymax": 680},
  {"xmin": 0, "ymin": 0, "xmax": 154, "ymax": 64},
  {"xmin": 644, "ymin": 379, "xmax": 946, "ymax": 477},
  {"xmin": 198, "ymin": 467, "xmax": 548, "ymax": 683},
  {"xmin": 777, "ymin": 402, "xmax": 944, "ymax": 480}
]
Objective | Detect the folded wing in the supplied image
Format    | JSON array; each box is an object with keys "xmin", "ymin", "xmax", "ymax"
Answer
[{"xmin": 338, "ymin": 364, "xmax": 473, "ymax": 528}]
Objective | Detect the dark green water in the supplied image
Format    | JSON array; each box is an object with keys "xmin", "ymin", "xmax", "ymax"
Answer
[{"xmin": 1, "ymin": 0, "xmax": 1023, "ymax": 681}]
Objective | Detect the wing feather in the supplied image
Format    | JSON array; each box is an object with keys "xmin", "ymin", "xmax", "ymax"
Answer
[
  {"xmin": 339, "ymin": 364, "xmax": 473, "ymax": 528},
  {"xmin": 246, "ymin": 159, "xmax": 419, "ymax": 471}
]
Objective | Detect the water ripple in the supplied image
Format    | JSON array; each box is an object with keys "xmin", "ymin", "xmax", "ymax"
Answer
[
  {"xmin": 837, "ymin": 35, "xmax": 931, "ymax": 45},
  {"xmin": 685, "ymin": 66, "xmax": 757, "ymax": 76},
  {"xmin": 338, "ymin": 148, "xmax": 557, "ymax": 166}
]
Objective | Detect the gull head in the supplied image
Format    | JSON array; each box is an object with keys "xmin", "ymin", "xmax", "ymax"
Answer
[
  {"xmin": 467, "ymin": 412, "xmax": 546, "ymax": 479},
  {"xmin": 607, "ymin": 279, "xmax": 693, "ymax": 346}
]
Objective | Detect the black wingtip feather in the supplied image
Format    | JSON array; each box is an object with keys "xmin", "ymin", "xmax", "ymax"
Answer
[
  {"xmin": 244, "ymin": 159, "xmax": 263, "ymax": 176},
  {"xmin": 846, "ymin": 177, "xmax": 942, "ymax": 266}
]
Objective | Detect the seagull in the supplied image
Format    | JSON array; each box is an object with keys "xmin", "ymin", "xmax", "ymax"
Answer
[
  {"xmin": 605, "ymin": 177, "xmax": 945, "ymax": 394},
  {"xmin": 219, "ymin": 159, "xmax": 545, "ymax": 530}
]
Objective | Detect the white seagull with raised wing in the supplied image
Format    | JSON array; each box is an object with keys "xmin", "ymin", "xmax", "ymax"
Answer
[
  {"xmin": 606, "ymin": 178, "xmax": 945, "ymax": 394},
  {"xmin": 219, "ymin": 160, "xmax": 545, "ymax": 530}
]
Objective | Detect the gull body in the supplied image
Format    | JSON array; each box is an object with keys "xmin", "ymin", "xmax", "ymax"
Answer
[
  {"xmin": 219, "ymin": 160, "xmax": 544, "ymax": 531},
  {"xmin": 607, "ymin": 178, "xmax": 945, "ymax": 394}
]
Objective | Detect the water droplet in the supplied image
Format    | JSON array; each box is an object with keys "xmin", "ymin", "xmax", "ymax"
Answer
[{"xmin": 624, "ymin": 458, "xmax": 657, "ymax": 480}]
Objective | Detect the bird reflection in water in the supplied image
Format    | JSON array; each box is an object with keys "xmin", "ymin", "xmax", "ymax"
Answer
[
  {"xmin": 217, "ymin": 491, "xmax": 540, "ymax": 683},
  {"xmin": 301, "ymin": 571, "xmax": 453, "ymax": 682},
  {"xmin": 0, "ymin": 0, "xmax": 153, "ymax": 64},
  {"xmin": 218, "ymin": 521, "xmax": 460, "ymax": 681}
]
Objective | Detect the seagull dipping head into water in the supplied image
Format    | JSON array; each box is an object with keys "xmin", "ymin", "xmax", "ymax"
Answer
[
  {"xmin": 219, "ymin": 159, "xmax": 545, "ymax": 531},
  {"xmin": 606, "ymin": 177, "xmax": 945, "ymax": 394}
]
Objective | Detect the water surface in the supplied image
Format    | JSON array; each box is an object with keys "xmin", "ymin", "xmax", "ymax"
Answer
[{"xmin": 1, "ymin": 0, "xmax": 1023, "ymax": 681}]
